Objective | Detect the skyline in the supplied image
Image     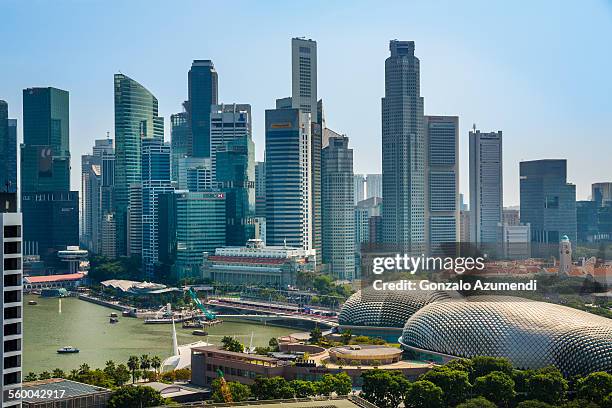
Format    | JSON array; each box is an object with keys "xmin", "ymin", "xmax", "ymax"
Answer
[{"xmin": 1, "ymin": 1, "xmax": 612, "ymax": 205}]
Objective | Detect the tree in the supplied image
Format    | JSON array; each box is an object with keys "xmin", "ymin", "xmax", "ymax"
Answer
[
  {"xmin": 52, "ymin": 368, "xmax": 66, "ymax": 378},
  {"xmin": 341, "ymin": 329, "xmax": 352, "ymax": 345},
  {"xmin": 78, "ymin": 363, "xmax": 91, "ymax": 374},
  {"xmin": 221, "ymin": 336, "xmax": 244, "ymax": 353},
  {"xmin": 560, "ymin": 400, "xmax": 599, "ymax": 408},
  {"xmin": 251, "ymin": 377, "xmax": 294, "ymax": 400},
  {"xmin": 140, "ymin": 354, "xmax": 151, "ymax": 375},
  {"xmin": 24, "ymin": 372, "xmax": 38, "ymax": 382},
  {"xmin": 290, "ymin": 380, "xmax": 318, "ymax": 398},
  {"xmin": 361, "ymin": 369, "xmax": 410, "ymax": 408},
  {"xmin": 517, "ymin": 401, "xmax": 554, "ymax": 408},
  {"xmin": 38, "ymin": 371, "xmax": 51, "ymax": 380},
  {"xmin": 319, "ymin": 373, "xmax": 352, "ymax": 396},
  {"xmin": 577, "ymin": 371, "xmax": 612, "ymax": 406},
  {"xmin": 471, "ymin": 356, "xmax": 513, "ymax": 381},
  {"xmin": 150, "ymin": 356, "xmax": 162, "ymax": 377},
  {"xmin": 104, "ymin": 361, "xmax": 116, "ymax": 378},
  {"xmin": 211, "ymin": 380, "xmax": 250, "ymax": 402},
  {"xmin": 524, "ymin": 366, "xmax": 568, "ymax": 405},
  {"xmin": 473, "ymin": 371, "xmax": 516, "ymax": 407},
  {"xmin": 456, "ymin": 397, "xmax": 497, "ymax": 408},
  {"xmin": 404, "ymin": 380, "xmax": 443, "ymax": 408},
  {"xmin": 309, "ymin": 326, "xmax": 323, "ymax": 344},
  {"xmin": 420, "ymin": 367, "xmax": 471, "ymax": 406},
  {"xmin": 108, "ymin": 386, "xmax": 169, "ymax": 408},
  {"xmin": 268, "ymin": 337, "xmax": 279, "ymax": 351},
  {"xmin": 114, "ymin": 364, "xmax": 131, "ymax": 386},
  {"xmin": 127, "ymin": 356, "xmax": 139, "ymax": 383}
]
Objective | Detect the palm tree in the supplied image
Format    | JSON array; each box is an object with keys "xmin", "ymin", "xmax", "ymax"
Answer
[
  {"xmin": 24, "ymin": 372, "xmax": 38, "ymax": 382},
  {"xmin": 140, "ymin": 354, "xmax": 151, "ymax": 381},
  {"xmin": 127, "ymin": 355, "xmax": 139, "ymax": 383},
  {"xmin": 78, "ymin": 363, "xmax": 90, "ymax": 375},
  {"xmin": 52, "ymin": 368, "xmax": 65, "ymax": 378},
  {"xmin": 150, "ymin": 356, "xmax": 162, "ymax": 379}
]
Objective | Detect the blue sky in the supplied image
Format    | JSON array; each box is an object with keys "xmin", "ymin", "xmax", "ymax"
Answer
[{"xmin": 1, "ymin": 0, "xmax": 611, "ymax": 205}]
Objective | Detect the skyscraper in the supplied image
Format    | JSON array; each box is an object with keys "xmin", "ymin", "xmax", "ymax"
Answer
[
  {"xmin": 592, "ymin": 182, "xmax": 612, "ymax": 207},
  {"xmin": 210, "ymin": 104, "xmax": 252, "ymax": 181},
  {"xmin": 291, "ymin": 38, "xmax": 318, "ymax": 122},
  {"xmin": 255, "ymin": 161, "xmax": 266, "ymax": 218},
  {"xmin": 425, "ymin": 116, "xmax": 459, "ymax": 250},
  {"xmin": 382, "ymin": 40, "xmax": 426, "ymax": 250},
  {"xmin": 322, "ymin": 135, "xmax": 355, "ymax": 280},
  {"xmin": 353, "ymin": 174, "xmax": 366, "ymax": 205},
  {"xmin": 216, "ymin": 136, "xmax": 255, "ymax": 246},
  {"xmin": 188, "ymin": 60, "xmax": 218, "ymax": 158},
  {"xmin": 170, "ymin": 111, "xmax": 190, "ymax": 182},
  {"xmin": 113, "ymin": 73, "xmax": 164, "ymax": 256},
  {"xmin": 365, "ymin": 174, "xmax": 382, "ymax": 199},
  {"xmin": 265, "ymin": 108, "xmax": 312, "ymax": 250},
  {"xmin": 0, "ymin": 101, "xmax": 17, "ymax": 193},
  {"xmin": 469, "ymin": 129, "xmax": 503, "ymax": 244},
  {"xmin": 1, "ymin": 193, "xmax": 22, "ymax": 408},
  {"xmin": 520, "ymin": 159, "xmax": 577, "ymax": 247}
]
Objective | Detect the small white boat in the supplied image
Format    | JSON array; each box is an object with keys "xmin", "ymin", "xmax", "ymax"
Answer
[{"xmin": 57, "ymin": 346, "xmax": 79, "ymax": 354}]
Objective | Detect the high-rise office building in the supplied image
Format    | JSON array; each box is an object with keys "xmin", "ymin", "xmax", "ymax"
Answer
[
  {"xmin": 127, "ymin": 184, "xmax": 143, "ymax": 258},
  {"xmin": 469, "ymin": 129, "xmax": 503, "ymax": 244},
  {"xmin": 353, "ymin": 175, "xmax": 366, "ymax": 205},
  {"xmin": 21, "ymin": 87, "xmax": 71, "ymax": 193},
  {"xmin": 188, "ymin": 60, "xmax": 218, "ymax": 158},
  {"xmin": 141, "ymin": 138, "xmax": 174, "ymax": 275},
  {"xmin": 210, "ymin": 104, "xmax": 251, "ymax": 181},
  {"xmin": 322, "ymin": 135, "xmax": 355, "ymax": 280},
  {"xmin": 255, "ymin": 161, "xmax": 266, "ymax": 218},
  {"xmin": 460, "ymin": 210, "xmax": 471, "ymax": 243},
  {"xmin": 113, "ymin": 73, "xmax": 164, "ymax": 256},
  {"xmin": 216, "ymin": 136, "xmax": 255, "ymax": 246},
  {"xmin": 520, "ymin": 159, "xmax": 577, "ymax": 247},
  {"xmin": 0, "ymin": 102, "xmax": 17, "ymax": 193},
  {"xmin": 291, "ymin": 38, "xmax": 318, "ymax": 123},
  {"xmin": 1, "ymin": 193, "xmax": 22, "ymax": 408},
  {"xmin": 503, "ymin": 208, "xmax": 520, "ymax": 226},
  {"xmin": 21, "ymin": 87, "xmax": 78, "ymax": 265},
  {"xmin": 178, "ymin": 157, "xmax": 212, "ymax": 192},
  {"xmin": 265, "ymin": 108, "xmax": 312, "ymax": 250},
  {"xmin": 355, "ymin": 197, "xmax": 383, "ymax": 247},
  {"xmin": 365, "ymin": 174, "xmax": 382, "ymax": 199},
  {"xmin": 382, "ymin": 40, "xmax": 426, "ymax": 250},
  {"xmin": 592, "ymin": 182, "xmax": 612, "ymax": 207},
  {"xmin": 170, "ymin": 111, "xmax": 190, "ymax": 182},
  {"xmin": 425, "ymin": 116, "xmax": 459, "ymax": 250}
]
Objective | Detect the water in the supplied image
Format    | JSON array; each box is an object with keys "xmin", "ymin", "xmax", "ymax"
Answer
[{"xmin": 22, "ymin": 295, "xmax": 296, "ymax": 374}]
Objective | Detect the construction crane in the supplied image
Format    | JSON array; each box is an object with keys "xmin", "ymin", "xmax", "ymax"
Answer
[
  {"xmin": 216, "ymin": 369, "xmax": 233, "ymax": 403},
  {"xmin": 187, "ymin": 287, "xmax": 217, "ymax": 320}
]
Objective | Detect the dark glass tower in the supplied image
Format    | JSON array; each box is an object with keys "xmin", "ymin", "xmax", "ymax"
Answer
[
  {"xmin": 170, "ymin": 111, "xmax": 190, "ymax": 182},
  {"xmin": 0, "ymin": 101, "xmax": 17, "ymax": 192},
  {"xmin": 21, "ymin": 88, "xmax": 70, "ymax": 192},
  {"xmin": 113, "ymin": 73, "xmax": 164, "ymax": 255},
  {"xmin": 188, "ymin": 60, "xmax": 218, "ymax": 158},
  {"xmin": 215, "ymin": 136, "xmax": 255, "ymax": 246}
]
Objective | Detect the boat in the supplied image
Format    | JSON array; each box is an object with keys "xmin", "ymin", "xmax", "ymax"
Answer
[
  {"xmin": 109, "ymin": 317, "xmax": 119, "ymax": 323},
  {"xmin": 28, "ymin": 300, "xmax": 38, "ymax": 305},
  {"xmin": 57, "ymin": 346, "xmax": 79, "ymax": 354},
  {"xmin": 122, "ymin": 310, "xmax": 132, "ymax": 317},
  {"xmin": 110, "ymin": 312, "xmax": 118, "ymax": 318},
  {"xmin": 192, "ymin": 330, "xmax": 208, "ymax": 336}
]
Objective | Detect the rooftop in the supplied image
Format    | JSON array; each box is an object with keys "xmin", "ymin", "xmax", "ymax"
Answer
[
  {"xmin": 25, "ymin": 273, "xmax": 85, "ymax": 284},
  {"xmin": 22, "ymin": 378, "xmax": 110, "ymax": 402}
]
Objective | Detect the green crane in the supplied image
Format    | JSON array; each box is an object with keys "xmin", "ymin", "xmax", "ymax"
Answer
[{"xmin": 187, "ymin": 287, "xmax": 216, "ymax": 320}]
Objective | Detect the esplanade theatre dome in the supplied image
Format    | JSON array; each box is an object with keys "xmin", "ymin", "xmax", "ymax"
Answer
[
  {"xmin": 399, "ymin": 296, "xmax": 612, "ymax": 376},
  {"xmin": 338, "ymin": 284, "xmax": 461, "ymax": 328}
]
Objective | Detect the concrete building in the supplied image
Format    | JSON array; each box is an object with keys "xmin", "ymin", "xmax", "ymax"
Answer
[
  {"xmin": 353, "ymin": 175, "xmax": 365, "ymax": 205},
  {"xmin": 188, "ymin": 60, "xmax": 218, "ymax": 158},
  {"xmin": 210, "ymin": 104, "xmax": 251, "ymax": 182},
  {"xmin": 425, "ymin": 115, "xmax": 459, "ymax": 251},
  {"xmin": 202, "ymin": 239, "xmax": 316, "ymax": 287},
  {"xmin": 497, "ymin": 223, "xmax": 531, "ymax": 259},
  {"xmin": 459, "ymin": 210, "xmax": 471, "ymax": 243},
  {"xmin": 382, "ymin": 41, "xmax": 426, "ymax": 251},
  {"xmin": 322, "ymin": 135, "xmax": 355, "ymax": 280},
  {"xmin": 365, "ymin": 174, "xmax": 382, "ymax": 200},
  {"xmin": 469, "ymin": 129, "xmax": 503, "ymax": 244},
  {"xmin": 354, "ymin": 197, "xmax": 382, "ymax": 278},
  {"xmin": 255, "ymin": 161, "xmax": 266, "ymax": 218},
  {"xmin": 592, "ymin": 182, "xmax": 612, "ymax": 207},
  {"xmin": 0, "ymin": 102, "xmax": 17, "ymax": 193},
  {"xmin": 265, "ymin": 108, "xmax": 312, "ymax": 251},
  {"xmin": 1, "ymin": 193, "xmax": 22, "ymax": 407},
  {"xmin": 100, "ymin": 213, "xmax": 116, "ymax": 258},
  {"xmin": 291, "ymin": 38, "xmax": 318, "ymax": 123},
  {"xmin": 503, "ymin": 208, "xmax": 520, "ymax": 226},
  {"xmin": 519, "ymin": 160, "xmax": 577, "ymax": 251}
]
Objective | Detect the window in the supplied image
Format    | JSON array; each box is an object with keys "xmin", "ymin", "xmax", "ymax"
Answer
[
  {"xmin": 545, "ymin": 196, "xmax": 559, "ymax": 209},
  {"xmin": 4, "ymin": 257, "xmax": 21, "ymax": 271},
  {"xmin": 3, "ymin": 225, "xmax": 20, "ymax": 238},
  {"xmin": 3, "ymin": 241, "xmax": 20, "ymax": 254}
]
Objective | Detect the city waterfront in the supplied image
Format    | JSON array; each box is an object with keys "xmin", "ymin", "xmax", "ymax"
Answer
[{"xmin": 22, "ymin": 295, "xmax": 296, "ymax": 373}]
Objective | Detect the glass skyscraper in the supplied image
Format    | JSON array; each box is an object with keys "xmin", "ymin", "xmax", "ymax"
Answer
[
  {"xmin": 381, "ymin": 40, "xmax": 426, "ymax": 250},
  {"xmin": 171, "ymin": 111, "xmax": 190, "ymax": 182},
  {"xmin": 188, "ymin": 60, "xmax": 218, "ymax": 158},
  {"xmin": 0, "ymin": 101, "xmax": 17, "ymax": 193},
  {"xmin": 113, "ymin": 73, "xmax": 164, "ymax": 255}
]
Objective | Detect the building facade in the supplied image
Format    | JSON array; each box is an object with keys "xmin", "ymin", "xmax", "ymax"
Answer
[
  {"xmin": 255, "ymin": 161, "xmax": 266, "ymax": 218},
  {"xmin": 170, "ymin": 111, "xmax": 190, "ymax": 182},
  {"xmin": 382, "ymin": 40, "xmax": 426, "ymax": 251},
  {"xmin": 210, "ymin": 104, "xmax": 251, "ymax": 182},
  {"xmin": 188, "ymin": 60, "xmax": 218, "ymax": 158},
  {"xmin": 592, "ymin": 182, "xmax": 612, "ymax": 207},
  {"xmin": 178, "ymin": 157, "xmax": 212, "ymax": 192},
  {"xmin": 113, "ymin": 74, "xmax": 164, "ymax": 256},
  {"xmin": 0, "ymin": 102, "xmax": 17, "ymax": 193},
  {"xmin": 353, "ymin": 175, "xmax": 365, "ymax": 205},
  {"xmin": 291, "ymin": 38, "xmax": 318, "ymax": 123},
  {"xmin": 265, "ymin": 108, "xmax": 312, "ymax": 251},
  {"xmin": 469, "ymin": 129, "xmax": 503, "ymax": 244},
  {"xmin": 365, "ymin": 174, "xmax": 382, "ymax": 200},
  {"xmin": 322, "ymin": 136, "xmax": 355, "ymax": 280}
]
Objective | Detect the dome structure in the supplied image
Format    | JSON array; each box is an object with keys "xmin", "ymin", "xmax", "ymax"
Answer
[
  {"xmin": 339, "ymin": 284, "xmax": 461, "ymax": 328},
  {"xmin": 400, "ymin": 296, "xmax": 612, "ymax": 376}
]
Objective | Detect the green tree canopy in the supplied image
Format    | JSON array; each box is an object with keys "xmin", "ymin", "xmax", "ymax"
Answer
[
  {"xmin": 470, "ymin": 356, "xmax": 513, "ymax": 381},
  {"xmin": 577, "ymin": 371, "xmax": 612, "ymax": 406},
  {"xmin": 221, "ymin": 336, "xmax": 244, "ymax": 353},
  {"xmin": 524, "ymin": 366, "xmax": 568, "ymax": 405},
  {"xmin": 211, "ymin": 379, "xmax": 250, "ymax": 402},
  {"xmin": 456, "ymin": 397, "xmax": 497, "ymax": 408},
  {"xmin": 516, "ymin": 401, "xmax": 554, "ymax": 408},
  {"xmin": 251, "ymin": 376, "xmax": 294, "ymax": 400},
  {"xmin": 108, "ymin": 386, "xmax": 168, "ymax": 408},
  {"xmin": 420, "ymin": 367, "xmax": 471, "ymax": 406},
  {"xmin": 404, "ymin": 380, "xmax": 443, "ymax": 408},
  {"xmin": 473, "ymin": 371, "xmax": 516, "ymax": 407},
  {"xmin": 361, "ymin": 369, "xmax": 410, "ymax": 408}
]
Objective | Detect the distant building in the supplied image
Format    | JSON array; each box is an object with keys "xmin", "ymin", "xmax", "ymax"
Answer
[
  {"xmin": 460, "ymin": 210, "xmax": 471, "ymax": 243},
  {"xmin": 24, "ymin": 272, "xmax": 86, "ymax": 290},
  {"xmin": 0, "ymin": 101, "xmax": 17, "ymax": 192},
  {"xmin": 265, "ymin": 108, "xmax": 312, "ymax": 251},
  {"xmin": 469, "ymin": 129, "xmax": 503, "ymax": 244},
  {"xmin": 365, "ymin": 174, "xmax": 382, "ymax": 199},
  {"xmin": 291, "ymin": 38, "xmax": 318, "ymax": 122},
  {"xmin": 178, "ymin": 157, "xmax": 212, "ymax": 192},
  {"xmin": 576, "ymin": 200, "xmax": 612, "ymax": 243},
  {"xmin": 100, "ymin": 213, "xmax": 116, "ymax": 258},
  {"xmin": 210, "ymin": 104, "xmax": 251, "ymax": 181},
  {"xmin": 202, "ymin": 239, "xmax": 316, "ymax": 287},
  {"xmin": 353, "ymin": 174, "xmax": 365, "ymax": 205},
  {"xmin": 170, "ymin": 111, "xmax": 190, "ymax": 182},
  {"xmin": 127, "ymin": 183, "xmax": 143, "ymax": 258},
  {"xmin": 592, "ymin": 182, "xmax": 612, "ymax": 207},
  {"xmin": 255, "ymin": 161, "xmax": 266, "ymax": 218},
  {"xmin": 1, "ymin": 193, "xmax": 22, "ymax": 407},
  {"xmin": 520, "ymin": 160, "xmax": 577, "ymax": 250},
  {"xmin": 355, "ymin": 197, "xmax": 382, "ymax": 277},
  {"xmin": 503, "ymin": 208, "xmax": 520, "ymax": 226},
  {"xmin": 425, "ymin": 115, "xmax": 459, "ymax": 251},
  {"xmin": 188, "ymin": 60, "xmax": 218, "ymax": 158},
  {"xmin": 497, "ymin": 223, "xmax": 531, "ymax": 259},
  {"xmin": 322, "ymin": 135, "xmax": 355, "ymax": 280}
]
